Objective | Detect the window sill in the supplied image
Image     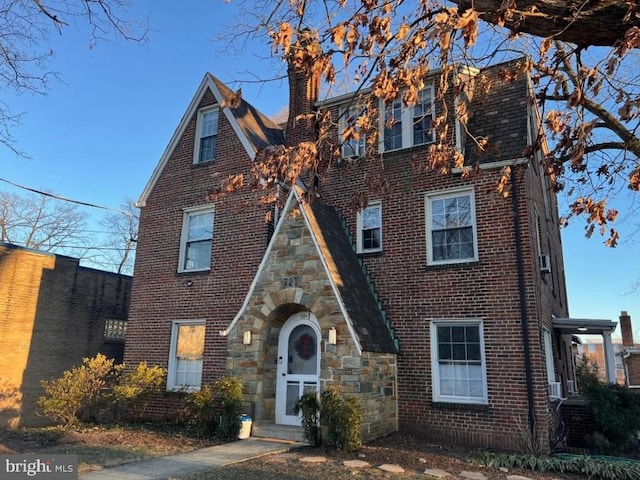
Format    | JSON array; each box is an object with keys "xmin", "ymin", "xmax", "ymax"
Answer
[
  {"xmin": 177, "ymin": 269, "xmax": 211, "ymax": 276},
  {"xmin": 192, "ymin": 159, "xmax": 215, "ymax": 167},
  {"xmin": 431, "ymin": 401, "xmax": 489, "ymax": 412},
  {"xmin": 357, "ymin": 250, "xmax": 383, "ymax": 258},
  {"xmin": 425, "ymin": 261, "xmax": 479, "ymax": 271}
]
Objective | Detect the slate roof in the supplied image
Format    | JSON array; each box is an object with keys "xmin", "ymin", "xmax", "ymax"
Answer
[
  {"xmin": 464, "ymin": 59, "xmax": 531, "ymax": 166},
  {"xmin": 303, "ymin": 199, "xmax": 398, "ymax": 353},
  {"xmin": 212, "ymin": 76, "xmax": 285, "ymax": 150}
]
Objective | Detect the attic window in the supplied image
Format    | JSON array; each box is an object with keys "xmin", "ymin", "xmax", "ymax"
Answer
[
  {"xmin": 194, "ymin": 107, "xmax": 219, "ymax": 164},
  {"xmin": 381, "ymin": 85, "xmax": 434, "ymax": 152}
]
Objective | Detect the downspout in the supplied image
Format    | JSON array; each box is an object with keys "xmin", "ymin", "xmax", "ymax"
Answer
[{"xmin": 511, "ymin": 168, "xmax": 537, "ymax": 439}]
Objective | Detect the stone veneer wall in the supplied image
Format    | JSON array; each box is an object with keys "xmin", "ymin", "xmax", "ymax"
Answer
[{"xmin": 225, "ymin": 205, "xmax": 397, "ymax": 441}]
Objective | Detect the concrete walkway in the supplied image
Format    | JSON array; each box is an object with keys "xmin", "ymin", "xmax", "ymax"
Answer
[{"xmin": 79, "ymin": 438, "xmax": 300, "ymax": 480}]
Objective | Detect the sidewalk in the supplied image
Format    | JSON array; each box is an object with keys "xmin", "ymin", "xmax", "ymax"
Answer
[{"xmin": 79, "ymin": 438, "xmax": 301, "ymax": 480}]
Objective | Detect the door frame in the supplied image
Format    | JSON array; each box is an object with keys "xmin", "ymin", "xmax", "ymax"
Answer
[{"xmin": 275, "ymin": 311, "xmax": 321, "ymax": 426}]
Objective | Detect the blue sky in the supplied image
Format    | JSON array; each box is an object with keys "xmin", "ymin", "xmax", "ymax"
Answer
[{"xmin": 1, "ymin": 1, "xmax": 638, "ymax": 338}]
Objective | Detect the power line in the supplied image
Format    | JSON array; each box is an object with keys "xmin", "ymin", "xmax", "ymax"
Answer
[{"xmin": 0, "ymin": 176, "xmax": 135, "ymax": 215}]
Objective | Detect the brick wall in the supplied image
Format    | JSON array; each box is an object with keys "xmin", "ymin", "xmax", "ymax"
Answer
[{"xmin": 0, "ymin": 243, "xmax": 131, "ymax": 427}]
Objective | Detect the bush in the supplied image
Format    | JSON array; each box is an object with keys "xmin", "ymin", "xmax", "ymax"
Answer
[
  {"xmin": 584, "ymin": 383, "xmax": 640, "ymax": 452},
  {"xmin": 320, "ymin": 387, "xmax": 362, "ymax": 451},
  {"xmin": 112, "ymin": 362, "xmax": 166, "ymax": 421},
  {"xmin": 294, "ymin": 392, "xmax": 321, "ymax": 446},
  {"xmin": 183, "ymin": 376, "xmax": 244, "ymax": 440},
  {"xmin": 38, "ymin": 354, "xmax": 122, "ymax": 425}
]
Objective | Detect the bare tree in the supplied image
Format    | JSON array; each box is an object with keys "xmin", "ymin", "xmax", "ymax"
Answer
[
  {"xmin": 0, "ymin": 0, "xmax": 147, "ymax": 154},
  {"xmin": 98, "ymin": 198, "xmax": 138, "ymax": 275},
  {"xmin": 0, "ymin": 190, "xmax": 89, "ymax": 252},
  {"xmin": 225, "ymin": 0, "xmax": 639, "ymax": 245}
]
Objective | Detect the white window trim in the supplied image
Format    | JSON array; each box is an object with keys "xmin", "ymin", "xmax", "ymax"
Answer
[
  {"xmin": 178, "ymin": 205, "xmax": 215, "ymax": 273},
  {"xmin": 425, "ymin": 187, "xmax": 478, "ymax": 266},
  {"xmin": 430, "ymin": 319, "xmax": 488, "ymax": 405},
  {"xmin": 379, "ymin": 85, "xmax": 435, "ymax": 152},
  {"xmin": 167, "ymin": 320, "xmax": 206, "ymax": 392},
  {"xmin": 193, "ymin": 106, "xmax": 219, "ymax": 164},
  {"xmin": 339, "ymin": 104, "xmax": 366, "ymax": 159},
  {"xmin": 356, "ymin": 201, "xmax": 382, "ymax": 253}
]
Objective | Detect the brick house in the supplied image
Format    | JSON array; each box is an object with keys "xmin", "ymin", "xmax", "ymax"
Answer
[
  {"xmin": 0, "ymin": 242, "xmax": 131, "ymax": 427},
  {"xmin": 125, "ymin": 56, "xmax": 617, "ymax": 450},
  {"xmin": 619, "ymin": 311, "xmax": 640, "ymax": 388}
]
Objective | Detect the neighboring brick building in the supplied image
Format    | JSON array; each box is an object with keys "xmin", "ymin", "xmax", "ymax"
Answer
[
  {"xmin": 125, "ymin": 55, "xmax": 616, "ymax": 450},
  {"xmin": 619, "ymin": 311, "xmax": 640, "ymax": 388},
  {"xmin": 0, "ymin": 242, "xmax": 131, "ymax": 427}
]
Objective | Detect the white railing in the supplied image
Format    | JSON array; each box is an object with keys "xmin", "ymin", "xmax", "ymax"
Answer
[
  {"xmin": 548, "ymin": 381, "xmax": 562, "ymax": 399},
  {"xmin": 567, "ymin": 380, "xmax": 576, "ymax": 395}
]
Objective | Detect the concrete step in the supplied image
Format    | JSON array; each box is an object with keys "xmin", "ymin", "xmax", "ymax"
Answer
[{"xmin": 251, "ymin": 422, "xmax": 306, "ymax": 443}]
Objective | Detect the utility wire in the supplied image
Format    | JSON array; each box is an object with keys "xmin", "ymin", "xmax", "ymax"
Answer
[{"xmin": 0, "ymin": 176, "xmax": 135, "ymax": 215}]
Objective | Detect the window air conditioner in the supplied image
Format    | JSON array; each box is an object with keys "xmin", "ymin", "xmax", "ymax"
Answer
[
  {"xmin": 540, "ymin": 254, "xmax": 551, "ymax": 273},
  {"xmin": 548, "ymin": 381, "xmax": 562, "ymax": 399}
]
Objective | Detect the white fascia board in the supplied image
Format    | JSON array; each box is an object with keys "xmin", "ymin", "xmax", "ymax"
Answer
[
  {"xmin": 137, "ymin": 73, "xmax": 257, "ymax": 207},
  {"xmin": 223, "ymin": 188, "xmax": 298, "ymax": 336}
]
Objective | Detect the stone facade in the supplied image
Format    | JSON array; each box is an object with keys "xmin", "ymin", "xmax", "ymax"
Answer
[{"xmin": 226, "ymin": 203, "xmax": 397, "ymax": 440}]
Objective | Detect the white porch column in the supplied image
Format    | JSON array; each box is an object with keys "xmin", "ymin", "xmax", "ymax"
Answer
[{"xmin": 603, "ymin": 331, "xmax": 616, "ymax": 383}]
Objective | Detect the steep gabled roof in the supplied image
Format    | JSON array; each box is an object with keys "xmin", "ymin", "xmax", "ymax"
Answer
[
  {"xmin": 305, "ymin": 200, "xmax": 398, "ymax": 353},
  {"xmin": 137, "ymin": 73, "xmax": 284, "ymax": 206}
]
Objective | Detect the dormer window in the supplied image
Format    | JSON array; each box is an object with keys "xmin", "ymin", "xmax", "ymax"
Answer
[
  {"xmin": 339, "ymin": 105, "xmax": 367, "ymax": 158},
  {"xmin": 194, "ymin": 107, "xmax": 219, "ymax": 164},
  {"xmin": 382, "ymin": 85, "xmax": 434, "ymax": 152}
]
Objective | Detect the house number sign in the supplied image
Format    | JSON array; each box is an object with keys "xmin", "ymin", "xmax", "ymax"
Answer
[{"xmin": 282, "ymin": 276, "xmax": 301, "ymax": 288}]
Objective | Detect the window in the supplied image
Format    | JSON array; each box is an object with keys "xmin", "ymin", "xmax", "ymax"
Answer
[
  {"xmin": 357, "ymin": 202, "xmax": 382, "ymax": 253},
  {"xmin": 167, "ymin": 321, "xmax": 205, "ymax": 391},
  {"xmin": 194, "ymin": 107, "xmax": 219, "ymax": 163},
  {"xmin": 104, "ymin": 319, "xmax": 126, "ymax": 340},
  {"xmin": 178, "ymin": 206, "xmax": 214, "ymax": 272},
  {"xmin": 426, "ymin": 189, "xmax": 477, "ymax": 265},
  {"xmin": 382, "ymin": 86, "xmax": 434, "ymax": 151},
  {"xmin": 339, "ymin": 105, "xmax": 366, "ymax": 158},
  {"xmin": 431, "ymin": 320, "xmax": 487, "ymax": 404}
]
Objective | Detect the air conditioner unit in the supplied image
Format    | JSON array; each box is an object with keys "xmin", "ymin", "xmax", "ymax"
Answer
[
  {"xmin": 548, "ymin": 381, "xmax": 562, "ymax": 399},
  {"xmin": 540, "ymin": 254, "xmax": 551, "ymax": 273}
]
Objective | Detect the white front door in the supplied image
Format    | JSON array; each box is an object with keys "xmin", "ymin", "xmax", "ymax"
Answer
[{"xmin": 275, "ymin": 312, "xmax": 320, "ymax": 426}]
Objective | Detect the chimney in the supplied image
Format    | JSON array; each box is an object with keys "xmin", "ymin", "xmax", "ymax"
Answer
[
  {"xmin": 620, "ymin": 311, "xmax": 634, "ymax": 347},
  {"xmin": 285, "ymin": 29, "xmax": 320, "ymax": 147}
]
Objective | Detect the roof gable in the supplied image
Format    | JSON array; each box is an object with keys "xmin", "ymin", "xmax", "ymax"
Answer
[
  {"xmin": 137, "ymin": 73, "xmax": 284, "ymax": 206},
  {"xmin": 225, "ymin": 187, "xmax": 397, "ymax": 354}
]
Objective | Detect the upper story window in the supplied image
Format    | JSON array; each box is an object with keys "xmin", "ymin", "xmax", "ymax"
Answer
[
  {"xmin": 382, "ymin": 86, "xmax": 434, "ymax": 152},
  {"xmin": 431, "ymin": 319, "xmax": 487, "ymax": 404},
  {"xmin": 425, "ymin": 188, "xmax": 478, "ymax": 265},
  {"xmin": 178, "ymin": 206, "xmax": 214, "ymax": 273},
  {"xmin": 339, "ymin": 105, "xmax": 367, "ymax": 158},
  {"xmin": 357, "ymin": 202, "xmax": 382, "ymax": 253},
  {"xmin": 194, "ymin": 107, "xmax": 219, "ymax": 164},
  {"xmin": 167, "ymin": 320, "xmax": 205, "ymax": 392}
]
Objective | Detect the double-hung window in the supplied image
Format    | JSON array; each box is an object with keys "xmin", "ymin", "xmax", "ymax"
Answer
[
  {"xmin": 167, "ymin": 321, "xmax": 205, "ymax": 391},
  {"xmin": 357, "ymin": 202, "xmax": 382, "ymax": 253},
  {"xmin": 382, "ymin": 86, "xmax": 434, "ymax": 151},
  {"xmin": 431, "ymin": 320, "xmax": 487, "ymax": 404},
  {"xmin": 339, "ymin": 105, "xmax": 367, "ymax": 158},
  {"xmin": 426, "ymin": 188, "xmax": 478, "ymax": 265},
  {"xmin": 194, "ymin": 107, "xmax": 219, "ymax": 164},
  {"xmin": 178, "ymin": 206, "xmax": 214, "ymax": 272}
]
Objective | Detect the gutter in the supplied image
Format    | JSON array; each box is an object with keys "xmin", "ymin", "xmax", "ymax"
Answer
[{"xmin": 511, "ymin": 167, "xmax": 537, "ymax": 439}]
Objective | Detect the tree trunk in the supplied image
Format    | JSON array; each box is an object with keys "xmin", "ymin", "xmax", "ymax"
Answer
[{"xmin": 452, "ymin": 0, "xmax": 638, "ymax": 47}]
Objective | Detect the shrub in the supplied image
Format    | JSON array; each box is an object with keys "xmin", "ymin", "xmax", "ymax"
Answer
[
  {"xmin": 584, "ymin": 383, "xmax": 640, "ymax": 452},
  {"xmin": 320, "ymin": 387, "xmax": 362, "ymax": 451},
  {"xmin": 294, "ymin": 391, "xmax": 321, "ymax": 446},
  {"xmin": 38, "ymin": 354, "xmax": 122, "ymax": 425},
  {"xmin": 183, "ymin": 376, "xmax": 244, "ymax": 440},
  {"xmin": 112, "ymin": 362, "xmax": 166, "ymax": 421}
]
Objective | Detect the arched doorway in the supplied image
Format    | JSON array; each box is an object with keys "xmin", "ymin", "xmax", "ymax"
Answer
[{"xmin": 275, "ymin": 311, "xmax": 321, "ymax": 426}]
